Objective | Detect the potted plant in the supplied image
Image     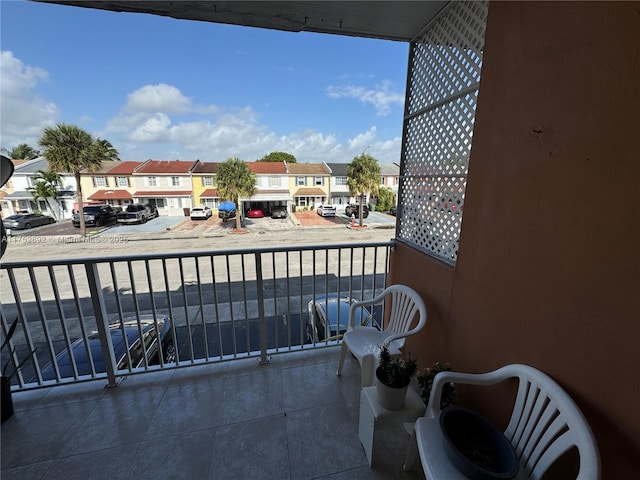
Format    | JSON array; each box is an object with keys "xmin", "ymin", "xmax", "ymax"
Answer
[
  {"xmin": 417, "ymin": 361, "xmax": 456, "ymax": 409},
  {"xmin": 375, "ymin": 345, "xmax": 418, "ymax": 410},
  {"xmin": 1, "ymin": 317, "xmax": 36, "ymax": 423}
]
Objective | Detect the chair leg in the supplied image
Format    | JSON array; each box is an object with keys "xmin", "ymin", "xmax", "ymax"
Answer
[
  {"xmin": 403, "ymin": 427, "xmax": 418, "ymax": 471},
  {"xmin": 337, "ymin": 340, "xmax": 349, "ymax": 376}
]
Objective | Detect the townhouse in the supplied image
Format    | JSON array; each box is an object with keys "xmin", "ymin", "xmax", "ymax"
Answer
[
  {"xmin": 82, "ymin": 161, "xmax": 141, "ymax": 209},
  {"xmin": 130, "ymin": 160, "xmax": 197, "ymax": 216},
  {"xmin": 286, "ymin": 162, "xmax": 331, "ymax": 210}
]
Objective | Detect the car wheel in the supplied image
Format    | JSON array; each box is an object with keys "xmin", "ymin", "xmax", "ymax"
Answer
[
  {"xmin": 48, "ymin": 218, "xmax": 55, "ymax": 224},
  {"xmin": 142, "ymin": 215, "xmax": 147, "ymax": 224},
  {"xmin": 25, "ymin": 222, "xmax": 32, "ymax": 229},
  {"xmin": 95, "ymin": 218, "xmax": 102, "ymax": 227}
]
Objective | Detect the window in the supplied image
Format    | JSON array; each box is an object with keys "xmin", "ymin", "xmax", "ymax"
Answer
[
  {"xmin": 269, "ymin": 176, "xmax": 281, "ymax": 187},
  {"xmin": 149, "ymin": 198, "xmax": 165, "ymax": 208},
  {"xmin": 314, "ymin": 177, "xmax": 324, "ymax": 186},
  {"xmin": 147, "ymin": 177, "xmax": 157, "ymax": 187},
  {"xmin": 202, "ymin": 176, "xmax": 214, "ymax": 186},
  {"xmin": 117, "ymin": 176, "xmax": 129, "ymax": 187},
  {"xmin": 95, "ymin": 176, "xmax": 107, "ymax": 187},
  {"xmin": 335, "ymin": 176, "xmax": 348, "ymax": 186},
  {"xmin": 296, "ymin": 176, "xmax": 306, "ymax": 186},
  {"xmin": 380, "ymin": 176, "xmax": 385, "ymax": 185},
  {"xmin": 171, "ymin": 176, "xmax": 180, "ymax": 186},
  {"xmin": 296, "ymin": 197, "xmax": 308, "ymax": 207}
]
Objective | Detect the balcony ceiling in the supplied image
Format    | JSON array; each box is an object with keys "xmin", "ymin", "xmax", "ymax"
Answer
[{"xmin": 36, "ymin": 1, "xmax": 450, "ymax": 42}]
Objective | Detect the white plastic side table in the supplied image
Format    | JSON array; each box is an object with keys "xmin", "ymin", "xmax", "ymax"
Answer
[{"xmin": 358, "ymin": 385, "xmax": 426, "ymax": 467}]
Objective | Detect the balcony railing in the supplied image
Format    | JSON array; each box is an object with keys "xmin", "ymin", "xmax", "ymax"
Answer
[{"xmin": 1, "ymin": 241, "xmax": 393, "ymax": 391}]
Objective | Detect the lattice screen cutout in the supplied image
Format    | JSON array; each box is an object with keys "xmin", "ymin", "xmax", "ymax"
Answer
[{"xmin": 397, "ymin": 1, "xmax": 487, "ymax": 264}]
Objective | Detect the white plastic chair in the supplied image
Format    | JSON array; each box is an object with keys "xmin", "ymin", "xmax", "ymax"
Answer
[
  {"xmin": 336, "ymin": 284, "xmax": 427, "ymax": 387},
  {"xmin": 404, "ymin": 364, "xmax": 601, "ymax": 480}
]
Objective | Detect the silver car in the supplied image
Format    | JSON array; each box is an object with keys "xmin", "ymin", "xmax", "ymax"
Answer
[{"xmin": 3, "ymin": 213, "xmax": 55, "ymax": 230}]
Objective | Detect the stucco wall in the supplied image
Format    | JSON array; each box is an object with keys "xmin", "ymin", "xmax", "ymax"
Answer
[{"xmin": 391, "ymin": 2, "xmax": 639, "ymax": 477}]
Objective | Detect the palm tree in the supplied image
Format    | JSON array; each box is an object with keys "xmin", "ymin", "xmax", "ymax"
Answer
[
  {"xmin": 347, "ymin": 153, "xmax": 381, "ymax": 226},
  {"xmin": 215, "ymin": 157, "xmax": 257, "ymax": 231},
  {"xmin": 1, "ymin": 143, "xmax": 40, "ymax": 160},
  {"xmin": 29, "ymin": 170, "xmax": 62, "ymax": 219},
  {"xmin": 38, "ymin": 124, "xmax": 119, "ymax": 237}
]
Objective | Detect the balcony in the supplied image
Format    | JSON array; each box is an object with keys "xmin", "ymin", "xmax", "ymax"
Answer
[{"xmin": 1, "ymin": 241, "xmax": 427, "ymax": 478}]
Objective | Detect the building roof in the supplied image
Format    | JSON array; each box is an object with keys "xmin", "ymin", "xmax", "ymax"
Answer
[
  {"xmin": 293, "ymin": 187, "xmax": 327, "ymax": 197},
  {"xmin": 287, "ymin": 163, "xmax": 330, "ymax": 175},
  {"xmin": 105, "ymin": 161, "xmax": 143, "ymax": 175},
  {"xmin": 12, "ymin": 158, "xmax": 49, "ymax": 174},
  {"xmin": 133, "ymin": 160, "xmax": 197, "ymax": 175},
  {"xmin": 246, "ymin": 162, "xmax": 287, "ymax": 174},
  {"xmin": 89, "ymin": 160, "xmax": 123, "ymax": 174},
  {"xmin": 191, "ymin": 162, "xmax": 218, "ymax": 174},
  {"xmin": 379, "ymin": 164, "xmax": 400, "ymax": 175},
  {"xmin": 87, "ymin": 190, "xmax": 133, "ymax": 201},
  {"xmin": 325, "ymin": 163, "xmax": 350, "ymax": 176}
]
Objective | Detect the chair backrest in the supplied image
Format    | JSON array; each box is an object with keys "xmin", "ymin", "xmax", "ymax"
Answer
[
  {"xmin": 381, "ymin": 285, "xmax": 427, "ymax": 349},
  {"xmin": 501, "ymin": 364, "xmax": 600, "ymax": 480}
]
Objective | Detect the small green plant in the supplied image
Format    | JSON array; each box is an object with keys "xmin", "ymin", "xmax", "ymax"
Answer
[
  {"xmin": 376, "ymin": 345, "xmax": 417, "ymax": 388},
  {"xmin": 417, "ymin": 361, "xmax": 456, "ymax": 409}
]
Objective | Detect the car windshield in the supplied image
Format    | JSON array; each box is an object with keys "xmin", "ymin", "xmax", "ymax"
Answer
[
  {"xmin": 126, "ymin": 205, "xmax": 144, "ymax": 212},
  {"xmin": 83, "ymin": 206, "xmax": 103, "ymax": 213},
  {"xmin": 5, "ymin": 215, "xmax": 23, "ymax": 220}
]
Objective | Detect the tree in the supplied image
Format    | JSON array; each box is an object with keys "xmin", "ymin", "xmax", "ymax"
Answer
[
  {"xmin": 38, "ymin": 124, "xmax": 119, "ymax": 237},
  {"xmin": 215, "ymin": 157, "xmax": 257, "ymax": 231},
  {"xmin": 28, "ymin": 170, "xmax": 62, "ymax": 219},
  {"xmin": 347, "ymin": 153, "xmax": 380, "ymax": 226},
  {"xmin": 375, "ymin": 186, "xmax": 394, "ymax": 212},
  {"xmin": 1, "ymin": 143, "xmax": 40, "ymax": 160},
  {"xmin": 258, "ymin": 151, "xmax": 297, "ymax": 163}
]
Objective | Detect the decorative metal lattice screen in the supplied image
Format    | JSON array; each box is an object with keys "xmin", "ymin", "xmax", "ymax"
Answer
[{"xmin": 397, "ymin": 1, "xmax": 488, "ymax": 264}]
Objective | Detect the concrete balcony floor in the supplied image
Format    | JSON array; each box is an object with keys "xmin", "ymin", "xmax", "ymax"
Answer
[{"xmin": 1, "ymin": 347, "xmax": 426, "ymax": 479}]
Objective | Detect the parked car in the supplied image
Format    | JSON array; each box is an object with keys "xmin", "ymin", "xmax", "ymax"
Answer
[
  {"xmin": 34, "ymin": 316, "xmax": 176, "ymax": 381},
  {"xmin": 190, "ymin": 206, "xmax": 213, "ymax": 220},
  {"xmin": 306, "ymin": 294, "xmax": 379, "ymax": 343},
  {"xmin": 72, "ymin": 204, "xmax": 122, "ymax": 227},
  {"xmin": 218, "ymin": 201, "xmax": 237, "ymax": 222},
  {"xmin": 3, "ymin": 213, "xmax": 55, "ymax": 230},
  {"xmin": 270, "ymin": 206, "xmax": 288, "ymax": 219},
  {"xmin": 247, "ymin": 207, "xmax": 264, "ymax": 218},
  {"xmin": 316, "ymin": 204, "xmax": 337, "ymax": 217},
  {"xmin": 117, "ymin": 204, "xmax": 158, "ymax": 224},
  {"xmin": 345, "ymin": 203, "xmax": 370, "ymax": 219},
  {"xmin": 389, "ymin": 206, "xmax": 397, "ymax": 216}
]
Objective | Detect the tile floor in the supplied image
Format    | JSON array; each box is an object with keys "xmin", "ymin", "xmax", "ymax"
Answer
[{"xmin": 1, "ymin": 346, "xmax": 427, "ymax": 479}]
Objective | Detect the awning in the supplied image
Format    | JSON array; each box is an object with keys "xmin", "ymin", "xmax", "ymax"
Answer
[
  {"xmin": 293, "ymin": 187, "xmax": 327, "ymax": 197},
  {"xmin": 133, "ymin": 190, "xmax": 191, "ymax": 197},
  {"xmin": 88, "ymin": 190, "xmax": 132, "ymax": 200},
  {"xmin": 200, "ymin": 189, "xmax": 218, "ymax": 198}
]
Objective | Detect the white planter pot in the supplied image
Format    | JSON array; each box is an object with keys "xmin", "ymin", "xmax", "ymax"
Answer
[{"xmin": 375, "ymin": 376, "xmax": 409, "ymax": 410}]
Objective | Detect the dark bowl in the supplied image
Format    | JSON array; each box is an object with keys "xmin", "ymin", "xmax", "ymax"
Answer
[{"xmin": 440, "ymin": 407, "xmax": 519, "ymax": 480}]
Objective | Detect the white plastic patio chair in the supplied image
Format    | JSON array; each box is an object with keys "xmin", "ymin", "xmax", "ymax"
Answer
[
  {"xmin": 336, "ymin": 284, "xmax": 427, "ymax": 387},
  {"xmin": 403, "ymin": 363, "xmax": 601, "ymax": 480}
]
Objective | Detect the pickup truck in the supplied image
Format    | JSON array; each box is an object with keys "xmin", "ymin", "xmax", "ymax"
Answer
[
  {"xmin": 116, "ymin": 204, "xmax": 158, "ymax": 224},
  {"xmin": 72, "ymin": 204, "xmax": 122, "ymax": 227}
]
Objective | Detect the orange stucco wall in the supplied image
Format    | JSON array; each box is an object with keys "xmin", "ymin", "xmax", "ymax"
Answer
[{"xmin": 390, "ymin": 2, "xmax": 639, "ymax": 477}]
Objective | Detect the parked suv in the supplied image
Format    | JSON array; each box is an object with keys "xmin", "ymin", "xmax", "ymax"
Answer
[
  {"xmin": 72, "ymin": 204, "xmax": 121, "ymax": 227},
  {"xmin": 117, "ymin": 204, "xmax": 158, "ymax": 224},
  {"xmin": 345, "ymin": 203, "xmax": 370, "ymax": 219},
  {"xmin": 190, "ymin": 206, "xmax": 213, "ymax": 220}
]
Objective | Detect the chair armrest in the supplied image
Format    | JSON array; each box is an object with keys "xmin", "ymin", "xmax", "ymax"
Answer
[{"xmin": 425, "ymin": 367, "xmax": 517, "ymax": 416}]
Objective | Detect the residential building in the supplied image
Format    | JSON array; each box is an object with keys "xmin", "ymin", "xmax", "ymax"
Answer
[
  {"xmin": 244, "ymin": 161, "xmax": 290, "ymax": 214},
  {"xmin": 82, "ymin": 161, "xmax": 140, "ymax": 209},
  {"xmin": 190, "ymin": 160, "xmax": 219, "ymax": 209},
  {"xmin": 324, "ymin": 162, "xmax": 352, "ymax": 207},
  {"xmin": 131, "ymin": 160, "xmax": 197, "ymax": 216},
  {"xmin": 287, "ymin": 162, "xmax": 331, "ymax": 210}
]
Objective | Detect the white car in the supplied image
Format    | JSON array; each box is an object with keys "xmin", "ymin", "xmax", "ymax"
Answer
[
  {"xmin": 190, "ymin": 206, "xmax": 212, "ymax": 220},
  {"xmin": 316, "ymin": 204, "xmax": 336, "ymax": 217}
]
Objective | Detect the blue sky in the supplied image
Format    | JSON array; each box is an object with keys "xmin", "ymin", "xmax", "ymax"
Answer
[{"xmin": 1, "ymin": 0, "xmax": 409, "ymax": 164}]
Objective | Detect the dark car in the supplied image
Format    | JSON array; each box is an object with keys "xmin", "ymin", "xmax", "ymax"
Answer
[
  {"xmin": 389, "ymin": 206, "xmax": 397, "ymax": 216},
  {"xmin": 3, "ymin": 213, "xmax": 55, "ymax": 230},
  {"xmin": 72, "ymin": 204, "xmax": 121, "ymax": 227},
  {"xmin": 345, "ymin": 204, "xmax": 370, "ymax": 219},
  {"xmin": 306, "ymin": 294, "xmax": 379, "ymax": 343},
  {"xmin": 34, "ymin": 316, "xmax": 176, "ymax": 381},
  {"xmin": 271, "ymin": 206, "xmax": 288, "ymax": 219}
]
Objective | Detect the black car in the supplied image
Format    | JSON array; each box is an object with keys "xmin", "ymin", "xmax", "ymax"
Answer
[
  {"xmin": 34, "ymin": 316, "xmax": 176, "ymax": 381},
  {"xmin": 345, "ymin": 204, "xmax": 370, "ymax": 219},
  {"xmin": 389, "ymin": 206, "xmax": 397, "ymax": 216}
]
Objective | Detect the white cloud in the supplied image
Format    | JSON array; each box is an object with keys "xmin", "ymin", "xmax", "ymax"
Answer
[
  {"xmin": 0, "ymin": 50, "xmax": 59, "ymax": 147},
  {"xmin": 325, "ymin": 80, "xmax": 404, "ymax": 116},
  {"xmin": 124, "ymin": 84, "xmax": 192, "ymax": 114}
]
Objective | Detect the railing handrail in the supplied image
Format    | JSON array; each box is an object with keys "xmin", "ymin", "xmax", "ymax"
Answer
[{"xmin": 0, "ymin": 240, "xmax": 395, "ymax": 268}]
